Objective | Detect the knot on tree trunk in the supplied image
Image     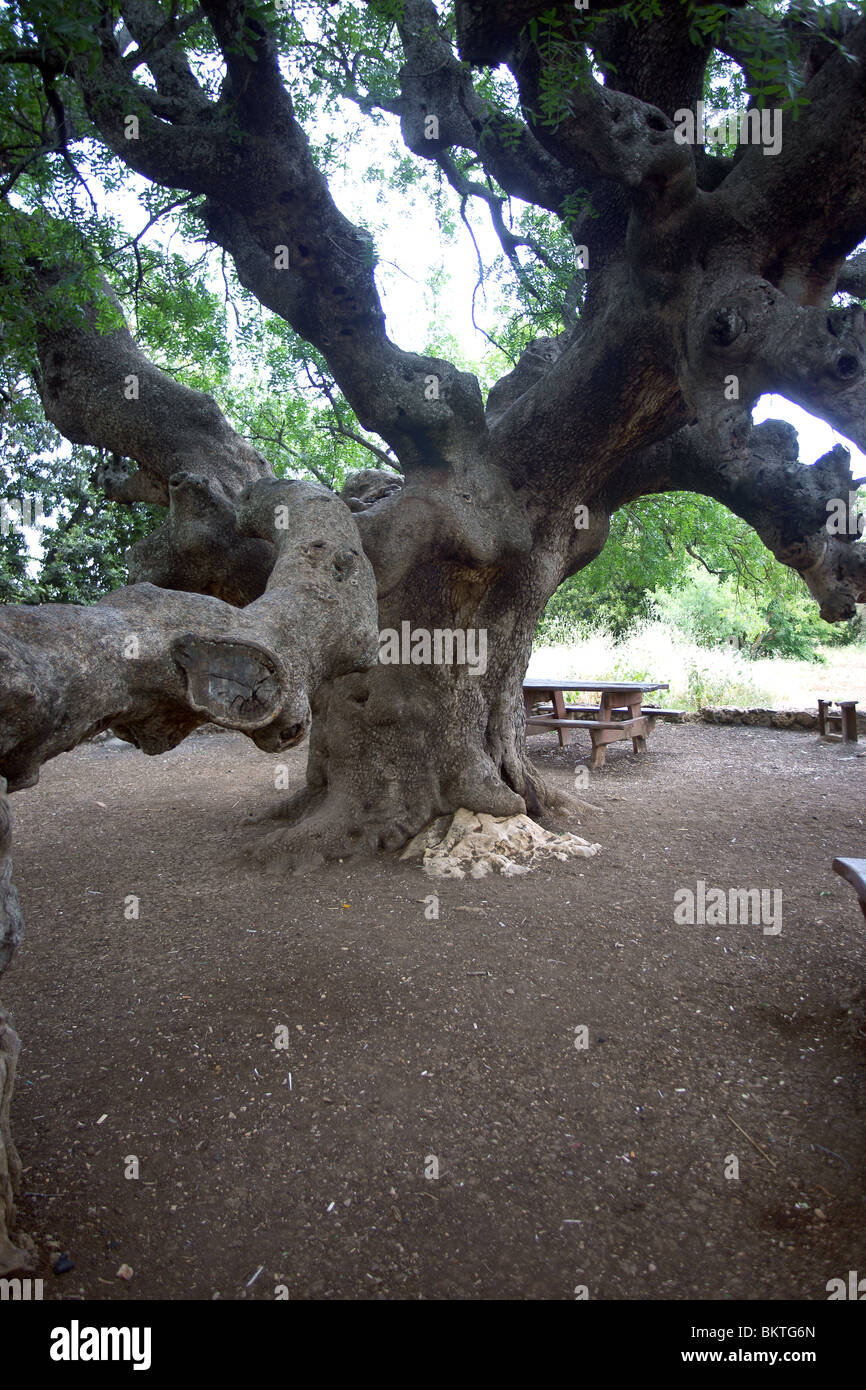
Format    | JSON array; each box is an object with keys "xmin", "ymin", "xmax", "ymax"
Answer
[
  {"xmin": 127, "ymin": 471, "xmax": 274, "ymax": 606},
  {"xmin": 684, "ymin": 278, "xmax": 866, "ymax": 461},
  {"xmin": 96, "ymin": 454, "xmax": 169, "ymax": 506},
  {"xmin": 340, "ymin": 469, "xmax": 403, "ymax": 512}
]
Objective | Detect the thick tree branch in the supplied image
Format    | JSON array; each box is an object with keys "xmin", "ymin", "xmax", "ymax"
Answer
[
  {"xmin": 681, "ymin": 276, "xmax": 866, "ymax": 458},
  {"xmin": 63, "ymin": 4, "xmax": 233, "ymax": 192},
  {"xmin": 454, "ymin": 0, "xmax": 749, "ymax": 69},
  {"xmin": 590, "ymin": 6, "xmax": 720, "ymax": 117},
  {"xmin": 503, "ymin": 26, "xmax": 699, "ymax": 223},
  {"xmin": 2, "ymin": 211, "xmax": 270, "ymax": 509},
  {"xmin": 120, "ymin": 0, "xmax": 212, "ymax": 111},
  {"xmin": 1, "ymin": 210, "xmax": 278, "ymax": 601},
  {"xmin": 47, "ymin": 0, "xmax": 488, "ymax": 472},
  {"xmin": 390, "ymin": 0, "xmax": 581, "ymax": 217},
  {"xmin": 716, "ymin": 15, "xmax": 866, "ymax": 296},
  {"xmin": 125, "ymin": 470, "xmax": 274, "ymax": 606},
  {"xmin": 837, "ymin": 250, "xmax": 866, "ymax": 300},
  {"xmin": 718, "ymin": 3, "xmax": 862, "ymax": 104},
  {"xmin": 486, "ymin": 309, "xmax": 686, "ymax": 499},
  {"xmin": 622, "ymin": 418, "xmax": 866, "ymax": 621},
  {"xmin": 0, "ymin": 481, "xmax": 378, "ymax": 790}
]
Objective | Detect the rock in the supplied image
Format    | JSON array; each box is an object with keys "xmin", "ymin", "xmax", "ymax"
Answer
[{"xmin": 404, "ymin": 808, "xmax": 600, "ymax": 879}]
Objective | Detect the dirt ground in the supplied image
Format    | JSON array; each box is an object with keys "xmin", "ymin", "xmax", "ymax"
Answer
[{"xmin": 2, "ymin": 721, "xmax": 865, "ymax": 1300}]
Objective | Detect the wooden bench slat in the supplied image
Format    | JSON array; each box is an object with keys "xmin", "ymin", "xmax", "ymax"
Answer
[
  {"xmin": 568, "ymin": 718, "xmax": 646, "ymax": 731},
  {"xmin": 560, "ymin": 702, "xmax": 684, "ymax": 715},
  {"xmin": 532, "ymin": 702, "xmax": 684, "ymax": 717},
  {"xmin": 563, "ymin": 703, "xmax": 632, "ymax": 714},
  {"xmin": 526, "ymin": 716, "xmax": 648, "ymax": 733}
]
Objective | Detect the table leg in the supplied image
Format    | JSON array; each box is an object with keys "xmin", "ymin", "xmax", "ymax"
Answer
[
  {"xmin": 841, "ymin": 701, "xmax": 859, "ymax": 743},
  {"xmin": 552, "ymin": 688, "xmax": 575, "ymax": 746},
  {"xmin": 601, "ymin": 689, "xmax": 649, "ymax": 756},
  {"xmin": 818, "ymin": 699, "xmax": 829, "ymax": 736},
  {"xmin": 598, "ymin": 691, "xmax": 616, "ymax": 722},
  {"xmin": 589, "ymin": 736, "xmax": 606, "ymax": 769},
  {"xmin": 628, "ymin": 694, "xmax": 647, "ymax": 753}
]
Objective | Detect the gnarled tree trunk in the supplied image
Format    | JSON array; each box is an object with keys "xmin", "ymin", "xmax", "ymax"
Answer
[
  {"xmin": 250, "ymin": 553, "xmax": 568, "ymax": 866},
  {"xmin": 0, "ymin": 778, "xmax": 32, "ymax": 1274}
]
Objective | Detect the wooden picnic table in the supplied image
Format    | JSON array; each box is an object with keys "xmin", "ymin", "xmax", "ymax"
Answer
[{"xmin": 523, "ymin": 678, "xmax": 671, "ymax": 769}]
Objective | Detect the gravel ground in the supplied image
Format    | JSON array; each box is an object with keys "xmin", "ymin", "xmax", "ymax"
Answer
[{"xmin": 2, "ymin": 721, "xmax": 865, "ymax": 1300}]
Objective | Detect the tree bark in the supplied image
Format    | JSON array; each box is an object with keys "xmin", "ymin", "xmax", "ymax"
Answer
[
  {"xmin": 245, "ymin": 474, "xmax": 604, "ymax": 867},
  {"xmin": 0, "ymin": 778, "xmax": 33, "ymax": 1274}
]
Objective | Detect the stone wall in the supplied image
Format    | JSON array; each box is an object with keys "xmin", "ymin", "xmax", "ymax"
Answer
[{"xmin": 698, "ymin": 706, "xmax": 865, "ymax": 732}]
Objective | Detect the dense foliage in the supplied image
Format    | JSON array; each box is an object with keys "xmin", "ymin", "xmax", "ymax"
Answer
[{"xmin": 538, "ymin": 489, "xmax": 866, "ymax": 657}]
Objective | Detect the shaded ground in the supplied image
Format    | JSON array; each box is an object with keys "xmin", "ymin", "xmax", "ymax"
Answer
[{"xmin": 2, "ymin": 722, "xmax": 865, "ymax": 1300}]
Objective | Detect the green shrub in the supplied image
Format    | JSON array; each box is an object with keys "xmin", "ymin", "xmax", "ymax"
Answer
[{"xmin": 650, "ymin": 566, "xmax": 834, "ymax": 663}]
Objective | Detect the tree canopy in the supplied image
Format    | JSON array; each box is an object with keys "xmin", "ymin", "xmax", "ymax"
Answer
[{"xmin": 1, "ymin": 1, "xmax": 863, "ymax": 606}]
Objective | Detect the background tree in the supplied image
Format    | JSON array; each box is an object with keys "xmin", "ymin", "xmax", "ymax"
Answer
[{"xmin": 539, "ymin": 488, "xmax": 865, "ymax": 655}]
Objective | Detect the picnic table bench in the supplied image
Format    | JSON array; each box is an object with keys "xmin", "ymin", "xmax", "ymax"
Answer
[
  {"xmin": 523, "ymin": 678, "xmax": 674, "ymax": 769},
  {"xmin": 819, "ymin": 699, "xmax": 859, "ymax": 743}
]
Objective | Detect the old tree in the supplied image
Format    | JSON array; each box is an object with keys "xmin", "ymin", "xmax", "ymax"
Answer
[{"xmin": 0, "ymin": 0, "xmax": 865, "ymax": 1266}]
